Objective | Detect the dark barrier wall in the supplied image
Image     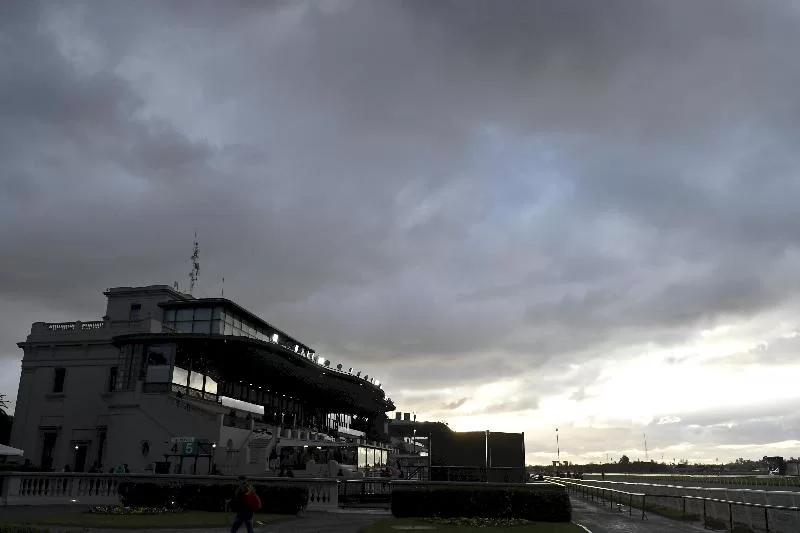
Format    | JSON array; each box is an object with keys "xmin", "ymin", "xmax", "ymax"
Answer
[
  {"xmin": 488, "ymin": 432, "xmax": 525, "ymax": 468},
  {"xmin": 429, "ymin": 431, "xmax": 525, "ymax": 483},
  {"xmin": 488, "ymin": 432, "xmax": 525, "ymax": 483},
  {"xmin": 431, "ymin": 431, "xmax": 486, "ymax": 468}
]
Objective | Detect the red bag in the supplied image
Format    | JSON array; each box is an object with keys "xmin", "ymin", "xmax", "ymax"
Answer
[{"xmin": 246, "ymin": 490, "xmax": 261, "ymax": 512}]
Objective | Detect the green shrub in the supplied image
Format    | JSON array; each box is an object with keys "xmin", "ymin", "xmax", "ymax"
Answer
[
  {"xmin": 118, "ymin": 482, "xmax": 177, "ymax": 508},
  {"xmin": 117, "ymin": 482, "xmax": 309, "ymax": 515},
  {"xmin": 253, "ymin": 485, "xmax": 309, "ymax": 515},
  {"xmin": 391, "ymin": 485, "xmax": 571, "ymax": 522}
]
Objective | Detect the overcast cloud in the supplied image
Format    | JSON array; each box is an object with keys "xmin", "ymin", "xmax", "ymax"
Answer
[{"xmin": 3, "ymin": 0, "xmax": 800, "ymax": 463}]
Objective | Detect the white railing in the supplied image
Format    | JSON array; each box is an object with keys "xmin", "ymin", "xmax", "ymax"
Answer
[
  {"xmin": 30, "ymin": 319, "xmax": 162, "ymax": 339},
  {"xmin": 0, "ymin": 472, "xmax": 339, "ymax": 511},
  {"xmin": 555, "ymin": 477, "xmax": 800, "ymax": 533},
  {"xmin": 1, "ymin": 473, "xmax": 123, "ymax": 506}
]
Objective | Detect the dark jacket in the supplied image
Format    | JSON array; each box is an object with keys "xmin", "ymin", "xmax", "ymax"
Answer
[{"xmin": 231, "ymin": 487, "xmax": 254, "ymax": 517}]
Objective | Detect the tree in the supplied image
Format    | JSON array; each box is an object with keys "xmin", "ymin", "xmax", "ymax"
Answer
[
  {"xmin": 0, "ymin": 394, "xmax": 10, "ymax": 445},
  {"xmin": 619, "ymin": 455, "xmax": 630, "ymax": 465}
]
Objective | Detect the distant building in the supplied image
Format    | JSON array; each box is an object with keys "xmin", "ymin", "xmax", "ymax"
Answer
[
  {"xmin": 387, "ymin": 412, "xmax": 525, "ymax": 483},
  {"xmin": 11, "ymin": 285, "xmax": 394, "ymax": 475}
]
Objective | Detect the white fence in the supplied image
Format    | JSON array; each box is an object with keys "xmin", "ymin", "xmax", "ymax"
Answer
[
  {"xmin": 553, "ymin": 476, "xmax": 800, "ymax": 533},
  {"xmin": 0, "ymin": 472, "xmax": 339, "ymax": 511}
]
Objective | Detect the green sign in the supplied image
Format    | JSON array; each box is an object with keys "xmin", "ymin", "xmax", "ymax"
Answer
[{"xmin": 169, "ymin": 437, "xmax": 215, "ymax": 457}]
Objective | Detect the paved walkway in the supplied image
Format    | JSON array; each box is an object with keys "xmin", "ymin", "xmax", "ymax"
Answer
[
  {"xmin": 0, "ymin": 507, "xmax": 389, "ymax": 533},
  {"xmin": 259, "ymin": 510, "xmax": 388, "ymax": 532},
  {"xmin": 571, "ymin": 498, "xmax": 709, "ymax": 533},
  {"xmin": 3, "ymin": 501, "xmax": 723, "ymax": 533}
]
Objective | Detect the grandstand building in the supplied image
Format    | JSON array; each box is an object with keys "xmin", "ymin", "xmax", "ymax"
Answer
[{"xmin": 10, "ymin": 285, "xmax": 394, "ymax": 475}]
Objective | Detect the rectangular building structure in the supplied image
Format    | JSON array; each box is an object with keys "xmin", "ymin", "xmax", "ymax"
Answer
[{"xmin": 11, "ymin": 285, "xmax": 393, "ymax": 474}]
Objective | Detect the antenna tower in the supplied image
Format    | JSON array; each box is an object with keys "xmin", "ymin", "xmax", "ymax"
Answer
[
  {"xmin": 189, "ymin": 231, "xmax": 200, "ymax": 294},
  {"xmin": 644, "ymin": 433, "xmax": 649, "ymax": 461}
]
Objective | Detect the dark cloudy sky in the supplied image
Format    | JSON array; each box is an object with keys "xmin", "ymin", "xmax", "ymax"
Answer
[{"xmin": 3, "ymin": 0, "xmax": 800, "ymax": 464}]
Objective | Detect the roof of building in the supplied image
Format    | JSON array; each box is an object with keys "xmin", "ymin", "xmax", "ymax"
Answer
[{"xmin": 104, "ymin": 285, "xmax": 193, "ymax": 300}]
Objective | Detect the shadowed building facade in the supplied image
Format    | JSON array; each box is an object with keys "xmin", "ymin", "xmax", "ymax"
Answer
[{"xmin": 11, "ymin": 285, "xmax": 393, "ymax": 474}]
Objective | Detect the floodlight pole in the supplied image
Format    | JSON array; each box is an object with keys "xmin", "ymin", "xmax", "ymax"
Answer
[{"xmin": 556, "ymin": 428, "xmax": 560, "ymax": 464}]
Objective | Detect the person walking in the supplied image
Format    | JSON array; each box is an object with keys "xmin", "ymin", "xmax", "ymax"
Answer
[{"xmin": 230, "ymin": 477, "xmax": 261, "ymax": 533}]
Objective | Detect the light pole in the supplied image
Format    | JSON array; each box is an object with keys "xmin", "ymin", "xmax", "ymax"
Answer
[{"xmin": 556, "ymin": 428, "xmax": 560, "ymax": 473}]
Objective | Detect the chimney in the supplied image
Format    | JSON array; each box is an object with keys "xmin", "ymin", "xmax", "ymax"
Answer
[{"xmin": 404, "ymin": 412, "xmax": 411, "ymax": 421}]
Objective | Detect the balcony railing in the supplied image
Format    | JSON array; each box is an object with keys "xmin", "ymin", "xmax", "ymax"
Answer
[
  {"xmin": 30, "ymin": 319, "xmax": 161, "ymax": 338},
  {"xmin": 45, "ymin": 321, "xmax": 105, "ymax": 331}
]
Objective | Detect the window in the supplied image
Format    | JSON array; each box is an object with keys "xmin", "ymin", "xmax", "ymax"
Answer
[
  {"xmin": 204, "ymin": 376, "xmax": 218, "ymax": 395},
  {"xmin": 53, "ymin": 368, "xmax": 66, "ymax": 393},
  {"xmin": 129, "ymin": 304, "xmax": 141, "ymax": 320},
  {"xmin": 40, "ymin": 431, "xmax": 58, "ymax": 471},
  {"xmin": 107, "ymin": 367, "xmax": 118, "ymax": 392},
  {"xmin": 189, "ymin": 371, "xmax": 204, "ymax": 391},
  {"xmin": 172, "ymin": 366, "xmax": 189, "ymax": 387},
  {"xmin": 192, "ymin": 320, "xmax": 211, "ymax": 334},
  {"xmin": 176, "ymin": 309, "xmax": 194, "ymax": 321},
  {"xmin": 96, "ymin": 429, "xmax": 107, "ymax": 468},
  {"xmin": 146, "ymin": 347, "xmax": 169, "ymax": 366},
  {"xmin": 145, "ymin": 345, "xmax": 173, "ymax": 385},
  {"xmin": 194, "ymin": 307, "xmax": 212, "ymax": 320},
  {"xmin": 163, "ymin": 309, "xmax": 176, "ymax": 323}
]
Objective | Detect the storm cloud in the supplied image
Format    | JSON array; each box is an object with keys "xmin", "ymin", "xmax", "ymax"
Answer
[{"xmin": 3, "ymin": 0, "xmax": 800, "ymax": 462}]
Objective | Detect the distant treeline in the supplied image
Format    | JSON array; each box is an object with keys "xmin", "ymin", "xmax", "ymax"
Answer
[{"xmin": 527, "ymin": 457, "xmax": 779, "ymax": 475}]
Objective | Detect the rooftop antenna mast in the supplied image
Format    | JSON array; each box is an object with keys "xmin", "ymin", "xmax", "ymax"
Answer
[
  {"xmin": 189, "ymin": 231, "xmax": 200, "ymax": 295},
  {"xmin": 644, "ymin": 433, "xmax": 649, "ymax": 461}
]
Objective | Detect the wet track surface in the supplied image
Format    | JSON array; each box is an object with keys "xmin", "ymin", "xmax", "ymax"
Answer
[{"xmin": 571, "ymin": 498, "xmax": 709, "ymax": 533}]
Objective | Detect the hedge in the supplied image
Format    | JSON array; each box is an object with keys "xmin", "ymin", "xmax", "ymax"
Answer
[
  {"xmin": 118, "ymin": 482, "xmax": 308, "ymax": 515},
  {"xmin": 391, "ymin": 485, "xmax": 571, "ymax": 522}
]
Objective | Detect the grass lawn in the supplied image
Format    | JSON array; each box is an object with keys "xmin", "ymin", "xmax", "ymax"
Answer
[
  {"xmin": 361, "ymin": 518, "xmax": 585, "ymax": 532},
  {"xmin": 25, "ymin": 511, "xmax": 289, "ymax": 529}
]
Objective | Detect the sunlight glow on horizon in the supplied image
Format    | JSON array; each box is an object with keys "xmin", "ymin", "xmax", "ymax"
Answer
[{"xmin": 394, "ymin": 320, "xmax": 800, "ymax": 463}]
